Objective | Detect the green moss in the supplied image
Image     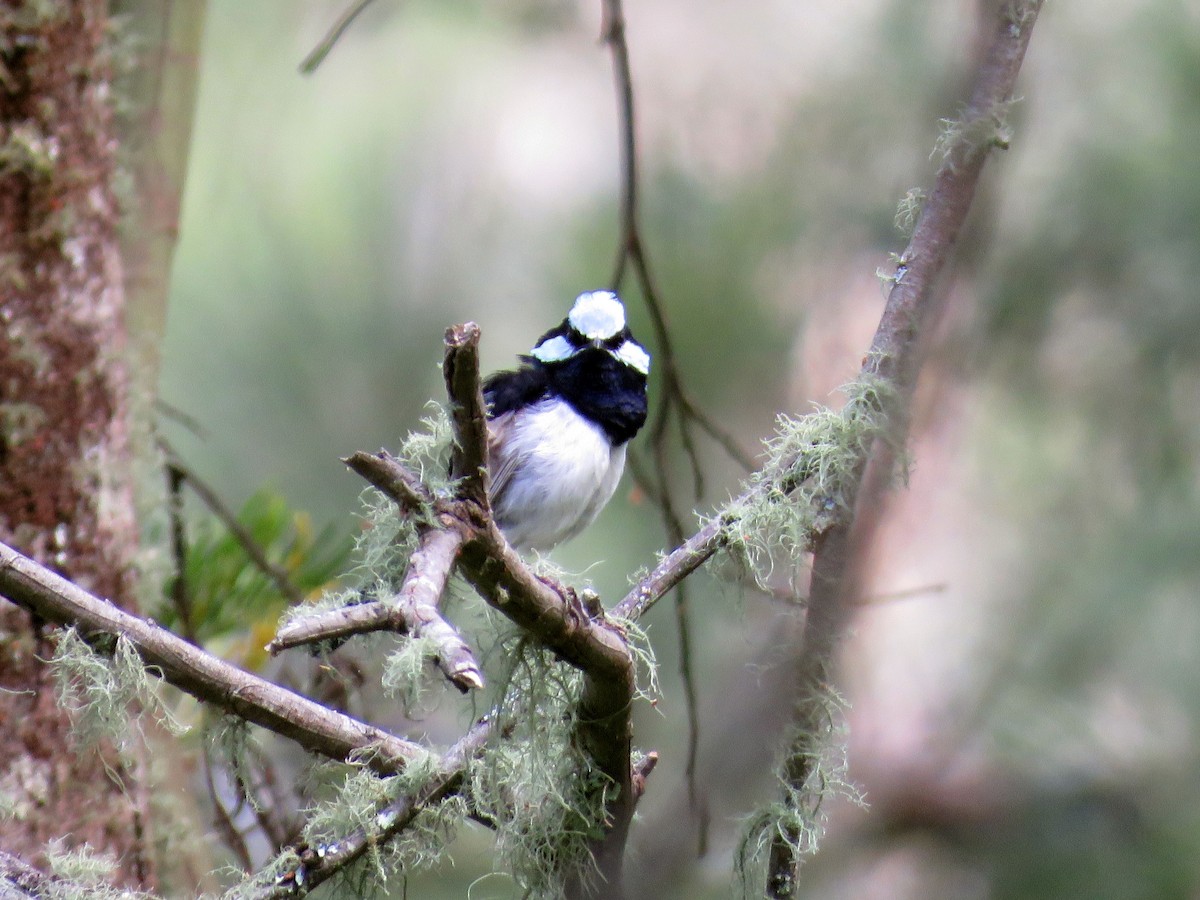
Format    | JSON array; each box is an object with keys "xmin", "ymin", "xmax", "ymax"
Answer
[
  {"xmin": 206, "ymin": 716, "xmax": 261, "ymax": 811},
  {"xmin": 50, "ymin": 628, "xmax": 185, "ymax": 754},
  {"xmin": 894, "ymin": 187, "xmax": 926, "ymax": 236},
  {"xmin": 395, "ymin": 401, "xmax": 455, "ymax": 499},
  {"xmin": 932, "ymin": 96, "xmax": 1021, "ymax": 168},
  {"xmin": 0, "ymin": 402, "xmax": 47, "ymax": 448},
  {"xmin": 716, "ymin": 374, "xmax": 898, "ymax": 591},
  {"xmin": 0, "ymin": 121, "xmax": 59, "ymax": 179},
  {"xmin": 734, "ymin": 690, "xmax": 864, "ymax": 898},
  {"xmin": 227, "ymin": 749, "xmax": 464, "ymax": 899},
  {"xmin": 380, "ymin": 633, "xmax": 441, "ymax": 711},
  {"xmin": 468, "ymin": 638, "xmax": 614, "ymax": 898}
]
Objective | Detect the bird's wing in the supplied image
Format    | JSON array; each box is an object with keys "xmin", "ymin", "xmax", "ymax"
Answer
[{"xmin": 486, "ymin": 410, "xmax": 521, "ymax": 508}]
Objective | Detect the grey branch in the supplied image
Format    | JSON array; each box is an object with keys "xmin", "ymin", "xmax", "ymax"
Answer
[
  {"xmin": 0, "ymin": 540, "xmax": 425, "ymax": 776},
  {"xmin": 443, "ymin": 322, "xmax": 491, "ymax": 506},
  {"xmin": 267, "ymin": 526, "xmax": 483, "ymax": 692},
  {"xmin": 342, "ymin": 449, "xmax": 435, "ymax": 515},
  {"xmin": 262, "ymin": 719, "xmax": 494, "ymax": 898},
  {"xmin": 0, "ymin": 849, "xmax": 59, "ymax": 898},
  {"xmin": 766, "ymin": 3, "xmax": 1046, "ymax": 896}
]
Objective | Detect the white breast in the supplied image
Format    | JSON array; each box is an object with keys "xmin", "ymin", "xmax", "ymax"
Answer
[{"xmin": 488, "ymin": 399, "xmax": 627, "ymax": 551}]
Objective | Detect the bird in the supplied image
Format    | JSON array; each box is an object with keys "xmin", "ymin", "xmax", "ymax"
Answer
[{"xmin": 482, "ymin": 290, "xmax": 650, "ymax": 551}]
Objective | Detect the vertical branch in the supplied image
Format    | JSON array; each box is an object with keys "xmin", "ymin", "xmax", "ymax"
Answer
[
  {"xmin": 166, "ymin": 461, "xmax": 198, "ymax": 643},
  {"xmin": 764, "ymin": 2, "xmax": 1045, "ymax": 895},
  {"xmin": 443, "ymin": 322, "xmax": 491, "ymax": 506}
]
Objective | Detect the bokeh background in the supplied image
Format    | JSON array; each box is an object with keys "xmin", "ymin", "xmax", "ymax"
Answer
[{"xmin": 157, "ymin": 0, "xmax": 1200, "ymax": 896}]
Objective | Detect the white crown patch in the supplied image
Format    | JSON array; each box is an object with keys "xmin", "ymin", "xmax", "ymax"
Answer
[{"xmin": 568, "ymin": 291, "xmax": 626, "ymax": 341}]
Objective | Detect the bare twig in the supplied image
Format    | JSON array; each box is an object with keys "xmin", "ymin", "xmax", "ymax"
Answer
[
  {"xmin": 166, "ymin": 460, "xmax": 197, "ymax": 643},
  {"xmin": 299, "ymin": 0, "xmax": 379, "ymax": 75},
  {"xmin": 266, "ymin": 600, "xmax": 402, "ymax": 653},
  {"xmin": 765, "ymin": 3, "xmax": 1045, "ymax": 895},
  {"xmin": 202, "ymin": 738, "xmax": 254, "ymax": 871},
  {"xmin": 613, "ymin": 515, "xmax": 728, "ymax": 622},
  {"xmin": 343, "ymin": 450, "xmax": 436, "ymax": 515},
  {"xmin": 165, "ymin": 452, "xmax": 306, "ymax": 608},
  {"xmin": 0, "ymin": 540, "xmax": 425, "ymax": 776},
  {"xmin": 443, "ymin": 322, "xmax": 491, "ymax": 506}
]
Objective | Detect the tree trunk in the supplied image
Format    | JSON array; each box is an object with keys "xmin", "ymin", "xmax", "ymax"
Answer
[{"xmin": 0, "ymin": 1, "xmax": 153, "ymax": 889}]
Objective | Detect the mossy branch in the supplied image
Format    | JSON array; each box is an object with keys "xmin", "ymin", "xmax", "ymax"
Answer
[
  {"xmin": 260, "ymin": 721, "xmax": 493, "ymax": 898},
  {"xmin": 0, "ymin": 540, "xmax": 425, "ymax": 776},
  {"xmin": 764, "ymin": 2, "xmax": 1045, "ymax": 895}
]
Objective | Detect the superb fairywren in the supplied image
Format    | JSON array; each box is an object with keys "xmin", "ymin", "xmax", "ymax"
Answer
[{"xmin": 483, "ymin": 291, "xmax": 650, "ymax": 551}]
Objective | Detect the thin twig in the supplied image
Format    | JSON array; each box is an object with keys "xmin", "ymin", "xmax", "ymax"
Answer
[
  {"xmin": 203, "ymin": 738, "xmax": 254, "ymax": 871},
  {"xmin": 165, "ymin": 452, "xmax": 306, "ymax": 608},
  {"xmin": 599, "ymin": 2, "xmax": 749, "ymax": 851},
  {"xmin": 166, "ymin": 461, "xmax": 197, "ymax": 643},
  {"xmin": 299, "ymin": 0, "xmax": 379, "ymax": 75}
]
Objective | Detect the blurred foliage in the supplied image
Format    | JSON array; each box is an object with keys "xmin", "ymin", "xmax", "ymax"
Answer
[{"xmin": 156, "ymin": 489, "xmax": 351, "ymax": 669}]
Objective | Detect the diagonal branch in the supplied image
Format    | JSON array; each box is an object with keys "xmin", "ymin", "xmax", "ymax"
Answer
[
  {"xmin": 298, "ymin": 0, "xmax": 379, "ymax": 75},
  {"xmin": 266, "ymin": 524, "xmax": 482, "ymax": 693},
  {"xmin": 0, "ymin": 541, "xmax": 425, "ymax": 776},
  {"xmin": 265, "ymin": 719, "xmax": 494, "ymax": 898},
  {"xmin": 343, "ymin": 449, "xmax": 436, "ymax": 516},
  {"xmin": 165, "ymin": 452, "xmax": 307, "ymax": 608},
  {"xmin": 765, "ymin": 3, "xmax": 1045, "ymax": 895}
]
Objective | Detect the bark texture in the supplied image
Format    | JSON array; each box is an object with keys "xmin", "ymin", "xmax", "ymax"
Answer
[{"xmin": 0, "ymin": 1, "xmax": 152, "ymax": 889}]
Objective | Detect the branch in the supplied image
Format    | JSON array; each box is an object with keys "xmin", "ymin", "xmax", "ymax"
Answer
[
  {"xmin": 0, "ymin": 540, "xmax": 425, "ymax": 776},
  {"xmin": 0, "ymin": 849, "xmax": 54, "ymax": 898},
  {"xmin": 765, "ymin": 3, "xmax": 1045, "ymax": 895},
  {"xmin": 612, "ymin": 515, "xmax": 727, "ymax": 621},
  {"xmin": 443, "ymin": 322, "xmax": 491, "ymax": 506},
  {"xmin": 298, "ymin": 0, "xmax": 378, "ymax": 75},
  {"xmin": 266, "ymin": 719, "xmax": 493, "ymax": 898},
  {"xmin": 342, "ymin": 450, "xmax": 435, "ymax": 516},
  {"xmin": 343, "ymin": 413, "xmax": 631, "ymax": 682},
  {"xmin": 266, "ymin": 526, "xmax": 483, "ymax": 693},
  {"xmin": 344, "ymin": 324, "xmax": 641, "ymax": 896}
]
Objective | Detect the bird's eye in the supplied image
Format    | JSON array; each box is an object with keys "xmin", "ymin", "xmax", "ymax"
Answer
[{"xmin": 601, "ymin": 329, "xmax": 629, "ymax": 351}]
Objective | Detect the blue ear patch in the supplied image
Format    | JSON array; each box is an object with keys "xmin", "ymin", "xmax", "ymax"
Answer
[
  {"xmin": 613, "ymin": 339, "xmax": 651, "ymax": 375},
  {"xmin": 531, "ymin": 334, "xmax": 577, "ymax": 363}
]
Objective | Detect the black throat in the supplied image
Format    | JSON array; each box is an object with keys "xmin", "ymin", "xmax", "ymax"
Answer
[
  {"xmin": 484, "ymin": 348, "xmax": 648, "ymax": 446},
  {"xmin": 547, "ymin": 347, "xmax": 648, "ymax": 445}
]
